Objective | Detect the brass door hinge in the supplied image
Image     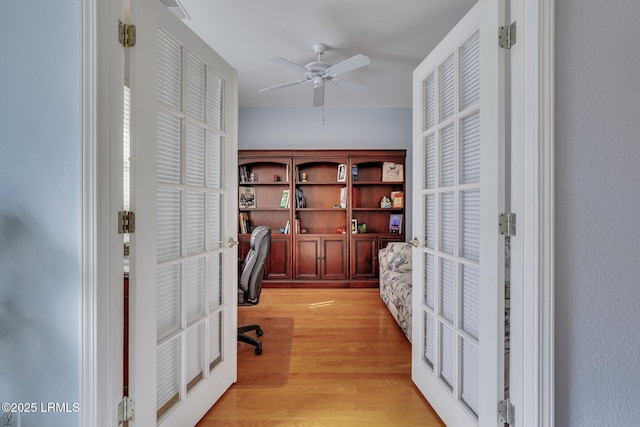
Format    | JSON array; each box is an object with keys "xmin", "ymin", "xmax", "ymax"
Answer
[
  {"xmin": 118, "ymin": 211, "xmax": 135, "ymax": 234},
  {"xmin": 119, "ymin": 20, "xmax": 136, "ymax": 47}
]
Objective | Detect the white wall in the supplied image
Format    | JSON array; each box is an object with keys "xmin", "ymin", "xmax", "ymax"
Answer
[
  {"xmin": 0, "ymin": 2, "xmax": 82, "ymax": 426},
  {"xmin": 555, "ymin": 0, "xmax": 640, "ymax": 424},
  {"xmin": 239, "ymin": 107, "xmax": 414, "ymax": 236}
]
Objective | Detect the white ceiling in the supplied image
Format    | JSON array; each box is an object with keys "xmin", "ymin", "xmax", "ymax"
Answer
[{"xmin": 178, "ymin": 0, "xmax": 476, "ymax": 108}]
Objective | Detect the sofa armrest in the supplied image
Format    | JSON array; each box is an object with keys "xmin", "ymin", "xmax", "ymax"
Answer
[{"xmin": 379, "ymin": 242, "xmax": 412, "ymax": 274}]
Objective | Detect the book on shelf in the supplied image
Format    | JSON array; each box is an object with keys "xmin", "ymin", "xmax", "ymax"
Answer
[
  {"xmin": 238, "ymin": 213, "xmax": 249, "ymax": 234},
  {"xmin": 391, "ymin": 191, "xmax": 404, "ymax": 208},
  {"xmin": 239, "ymin": 165, "xmax": 248, "ymax": 183},
  {"xmin": 239, "ymin": 186, "xmax": 256, "ymax": 208},
  {"xmin": 389, "ymin": 214, "xmax": 403, "ymax": 234},
  {"xmin": 284, "ymin": 220, "xmax": 290, "ymax": 234},
  {"xmin": 285, "ymin": 164, "xmax": 290, "ymax": 182},
  {"xmin": 382, "ymin": 162, "xmax": 404, "ymax": 182},
  {"xmin": 280, "ymin": 189, "xmax": 290, "ymax": 208}
]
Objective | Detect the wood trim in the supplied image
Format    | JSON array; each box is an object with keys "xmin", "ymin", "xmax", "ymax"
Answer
[{"xmin": 239, "ymin": 149, "xmax": 407, "ymax": 159}]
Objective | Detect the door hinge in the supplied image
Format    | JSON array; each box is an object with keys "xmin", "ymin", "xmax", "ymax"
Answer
[
  {"xmin": 118, "ymin": 211, "xmax": 136, "ymax": 234},
  {"xmin": 118, "ymin": 396, "xmax": 135, "ymax": 424},
  {"xmin": 499, "ymin": 212, "xmax": 516, "ymax": 236},
  {"xmin": 118, "ymin": 20, "xmax": 137, "ymax": 47},
  {"xmin": 498, "ymin": 22, "xmax": 516, "ymax": 49},
  {"xmin": 497, "ymin": 399, "xmax": 515, "ymax": 425}
]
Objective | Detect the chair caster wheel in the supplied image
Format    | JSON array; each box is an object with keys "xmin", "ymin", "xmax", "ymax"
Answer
[
  {"xmin": 256, "ymin": 329, "xmax": 264, "ymax": 337},
  {"xmin": 255, "ymin": 346, "xmax": 262, "ymax": 355}
]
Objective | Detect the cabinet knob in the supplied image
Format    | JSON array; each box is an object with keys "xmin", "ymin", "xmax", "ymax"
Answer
[
  {"xmin": 227, "ymin": 237, "xmax": 240, "ymax": 248},
  {"xmin": 408, "ymin": 237, "xmax": 420, "ymax": 247}
]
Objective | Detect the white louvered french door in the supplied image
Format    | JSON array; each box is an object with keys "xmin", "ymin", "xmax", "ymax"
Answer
[
  {"xmin": 128, "ymin": 1, "xmax": 238, "ymax": 425},
  {"xmin": 412, "ymin": 0, "xmax": 505, "ymax": 426}
]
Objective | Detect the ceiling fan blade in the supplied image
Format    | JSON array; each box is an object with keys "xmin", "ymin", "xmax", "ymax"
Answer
[
  {"xmin": 312, "ymin": 84, "xmax": 324, "ymax": 107},
  {"xmin": 325, "ymin": 54, "xmax": 370, "ymax": 77},
  {"xmin": 259, "ymin": 79, "xmax": 308, "ymax": 92},
  {"xmin": 270, "ymin": 56, "xmax": 308, "ymax": 74}
]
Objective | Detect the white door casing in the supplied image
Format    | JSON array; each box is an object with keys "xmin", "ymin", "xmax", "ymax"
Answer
[
  {"xmin": 411, "ymin": 0, "xmax": 505, "ymax": 425},
  {"xmin": 127, "ymin": 1, "xmax": 238, "ymax": 426},
  {"xmin": 96, "ymin": 0, "xmax": 127, "ymax": 425},
  {"xmin": 507, "ymin": 0, "xmax": 556, "ymax": 425}
]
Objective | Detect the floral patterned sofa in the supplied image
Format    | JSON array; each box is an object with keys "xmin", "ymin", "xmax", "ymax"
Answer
[{"xmin": 379, "ymin": 242, "xmax": 412, "ymax": 342}]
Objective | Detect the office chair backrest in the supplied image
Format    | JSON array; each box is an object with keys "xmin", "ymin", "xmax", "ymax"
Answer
[{"xmin": 239, "ymin": 226, "xmax": 271, "ymax": 304}]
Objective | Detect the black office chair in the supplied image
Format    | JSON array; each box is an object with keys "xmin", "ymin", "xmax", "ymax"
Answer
[{"xmin": 238, "ymin": 225, "xmax": 271, "ymax": 355}]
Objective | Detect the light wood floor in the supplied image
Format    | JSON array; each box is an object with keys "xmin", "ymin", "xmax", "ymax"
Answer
[{"xmin": 197, "ymin": 288, "xmax": 444, "ymax": 426}]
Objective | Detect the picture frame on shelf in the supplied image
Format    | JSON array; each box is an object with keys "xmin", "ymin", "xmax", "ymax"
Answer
[
  {"xmin": 389, "ymin": 214, "xmax": 403, "ymax": 234},
  {"xmin": 382, "ymin": 162, "xmax": 404, "ymax": 182},
  {"xmin": 239, "ymin": 186, "xmax": 256, "ymax": 208},
  {"xmin": 295, "ymin": 188, "xmax": 305, "ymax": 208},
  {"xmin": 279, "ymin": 189, "xmax": 290, "ymax": 208},
  {"xmin": 391, "ymin": 191, "xmax": 404, "ymax": 208},
  {"xmin": 337, "ymin": 163, "xmax": 347, "ymax": 182},
  {"xmin": 351, "ymin": 219, "xmax": 358, "ymax": 234}
]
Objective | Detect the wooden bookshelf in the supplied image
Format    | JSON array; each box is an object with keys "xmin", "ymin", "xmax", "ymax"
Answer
[{"xmin": 239, "ymin": 149, "xmax": 405, "ymax": 288}]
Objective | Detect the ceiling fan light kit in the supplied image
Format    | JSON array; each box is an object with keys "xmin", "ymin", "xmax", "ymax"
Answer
[{"xmin": 259, "ymin": 42, "xmax": 371, "ymax": 112}]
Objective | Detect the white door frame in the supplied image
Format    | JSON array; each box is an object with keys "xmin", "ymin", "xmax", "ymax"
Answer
[
  {"xmin": 508, "ymin": 0, "xmax": 555, "ymax": 425},
  {"xmin": 95, "ymin": 0, "xmax": 127, "ymax": 425},
  {"xmin": 89, "ymin": 0, "xmax": 556, "ymax": 426}
]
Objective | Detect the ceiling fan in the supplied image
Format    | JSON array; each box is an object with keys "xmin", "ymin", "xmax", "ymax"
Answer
[{"xmin": 259, "ymin": 43, "xmax": 371, "ymax": 107}]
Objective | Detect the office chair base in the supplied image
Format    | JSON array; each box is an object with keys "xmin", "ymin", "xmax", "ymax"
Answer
[{"xmin": 238, "ymin": 324, "xmax": 263, "ymax": 355}]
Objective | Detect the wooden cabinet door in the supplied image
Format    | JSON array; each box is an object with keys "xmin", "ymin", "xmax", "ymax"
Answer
[
  {"xmin": 240, "ymin": 235, "xmax": 291, "ymax": 280},
  {"xmin": 295, "ymin": 237, "xmax": 321, "ymax": 280},
  {"xmin": 265, "ymin": 236, "xmax": 291, "ymax": 279},
  {"xmin": 351, "ymin": 236, "xmax": 378, "ymax": 279},
  {"xmin": 321, "ymin": 237, "xmax": 348, "ymax": 280}
]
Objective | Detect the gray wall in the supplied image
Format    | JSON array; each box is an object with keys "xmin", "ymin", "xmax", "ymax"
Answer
[
  {"xmin": 239, "ymin": 107, "xmax": 414, "ymax": 236},
  {"xmin": 555, "ymin": 0, "xmax": 640, "ymax": 425},
  {"xmin": 0, "ymin": 2, "xmax": 82, "ymax": 426},
  {"xmin": 239, "ymin": 107, "xmax": 412, "ymax": 150}
]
